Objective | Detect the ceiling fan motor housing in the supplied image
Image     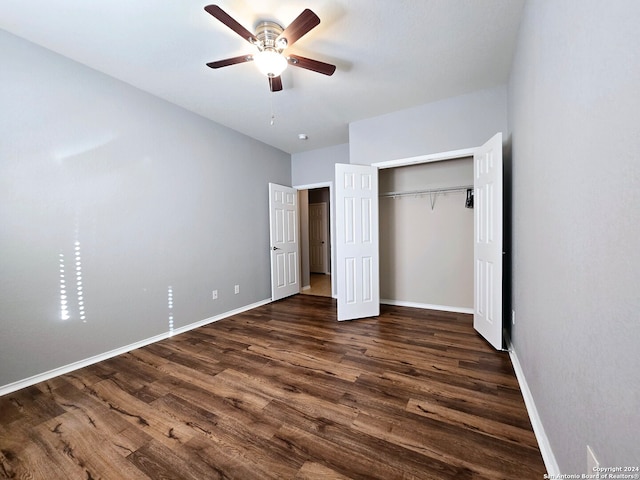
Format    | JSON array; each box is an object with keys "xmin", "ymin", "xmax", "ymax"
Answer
[{"xmin": 254, "ymin": 21, "xmax": 286, "ymax": 53}]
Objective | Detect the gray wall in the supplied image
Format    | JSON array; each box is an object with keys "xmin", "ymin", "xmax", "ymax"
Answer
[
  {"xmin": 349, "ymin": 85, "xmax": 508, "ymax": 165},
  {"xmin": 0, "ymin": 30, "xmax": 291, "ymax": 388},
  {"xmin": 292, "ymin": 86, "xmax": 507, "ymax": 185},
  {"xmin": 509, "ymin": 0, "xmax": 640, "ymax": 472},
  {"xmin": 291, "ymin": 143, "xmax": 349, "ymax": 186}
]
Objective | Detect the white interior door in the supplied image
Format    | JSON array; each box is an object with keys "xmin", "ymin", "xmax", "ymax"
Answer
[
  {"xmin": 473, "ymin": 133, "xmax": 503, "ymax": 349},
  {"xmin": 269, "ymin": 183, "xmax": 299, "ymax": 301},
  {"xmin": 335, "ymin": 164, "xmax": 379, "ymax": 321},
  {"xmin": 309, "ymin": 203, "xmax": 328, "ymax": 274}
]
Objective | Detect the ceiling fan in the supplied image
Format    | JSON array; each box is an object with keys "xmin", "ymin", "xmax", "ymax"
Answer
[{"xmin": 204, "ymin": 4, "xmax": 336, "ymax": 92}]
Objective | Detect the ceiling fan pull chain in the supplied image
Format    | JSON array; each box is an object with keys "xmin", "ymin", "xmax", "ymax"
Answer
[{"xmin": 270, "ymin": 94, "xmax": 276, "ymax": 126}]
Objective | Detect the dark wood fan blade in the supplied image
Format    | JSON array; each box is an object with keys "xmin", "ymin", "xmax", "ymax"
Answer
[
  {"xmin": 206, "ymin": 55, "xmax": 253, "ymax": 69},
  {"xmin": 287, "ymin": 54, "xmax": 336, "ymax": 76},
  {"xmin": 204, "ymin": 5, "xmax": 257, "ymax": 43},
  {"xmin": 276, "ymin": 9, "xmax": 320, "ymax": 47},
  {"xmin": 269, "ymin": 76, "xmax": 283, "ymax": 92}
]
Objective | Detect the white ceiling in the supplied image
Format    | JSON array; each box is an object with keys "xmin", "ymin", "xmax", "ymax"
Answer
[{"xmin": 0, "ymin": 0, "xmax": 525, "ymax": 154}]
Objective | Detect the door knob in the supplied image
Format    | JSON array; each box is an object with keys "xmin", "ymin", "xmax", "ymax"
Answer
[{"xmin": 272, "ymin": 246, "xmax": 281, "ymax": 251}]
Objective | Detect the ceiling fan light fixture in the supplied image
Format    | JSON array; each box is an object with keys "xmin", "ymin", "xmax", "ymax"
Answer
[
  {"xmin": 205, "ymin": 6, "xmax": 335, "ymax": 91},
  {"xmin": 254, "ymin": 49, "xmax": 287, "ymax": 78}
]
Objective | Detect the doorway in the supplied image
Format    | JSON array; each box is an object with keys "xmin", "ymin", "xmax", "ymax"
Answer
[{"xmin": 297, "ymin": 185, "xmax": 333, "ymax": 298}]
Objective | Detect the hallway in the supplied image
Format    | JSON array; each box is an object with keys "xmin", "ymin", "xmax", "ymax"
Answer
[{"xmin": 302, "ymin": 273, "xmax": 332, "ymax": 297}]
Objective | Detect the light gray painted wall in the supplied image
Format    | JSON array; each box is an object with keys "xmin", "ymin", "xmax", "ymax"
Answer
[
  {"xmin": 379, "ymin": 159, "xmax": 474, "ymax": 308},
  {"xmin": 508, "ymin": 0, "xmax": 640, "ymax": 472},
  {"xmin": 0, "ymin": 30, "xmax": 291, "ymax": 388},
  {"xmin": 349, "ymin": 86, "xmax": 508, "ymax": 165},
  {"xmin": 291, "ymin": 143, "xmax": 348, "ymax": 186}
]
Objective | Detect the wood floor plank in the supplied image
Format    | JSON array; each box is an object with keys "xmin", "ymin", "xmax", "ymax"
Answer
[
  {"xmin": 1, "ymin": 385, "xmax": 66, "ymax": 428},
  {"xmin": 239, "ymin": 355, "xmax": 355, "ymax": 403},
  {"xmin": 151, "ymin": 393, "xmax": 302, "ymax": 479},
  {"xmin": 46, "ymin": 379, "xmax": 135, "ymax": 439},
  {"xmin": 382, "ymin": 370, "xmax": 534, "ymax": 429},
  {"xmin": 247, "ymin": 344, "xmax": 362, "ymax": 382},
  {"xmin": 111, "ymin": 425, "xmax": 153, "ymax": 458},
  {"xmin": 264, "ymin": 399, "xmax": 467, "ymax": 480},
  {"xmin": 273, "ymin": 423, "xmax": 407, "ymax": 480},
  {"xmin": 127, "ymin": 438, "xmax": 214, "ymax": 480},
  {"xmin": 152, "ymin": 376, "xmax": 282, "ymax": 442},
  {"xmin": 183, "ymin": 432, "xmax": 298, "ymax": 480},
  {"xmin": 352, "ymin": 410, "xmax": 543, "ymax": 479},
  {"xmin": 406, "ymin": 397, "xmax": 540, "ymax": 448},
  {"xmin": 294, "ymin": 461, "xmax": 353, "ymax": 480},
  {"xmin": 5, "ymin": 429, "xmax": 80, "ymax": 480},
  {"xmin": 88, "ymin": 378, "xmax": 196, "ymax": 448},
  {"xmin": 39, "ymin": 411, "xmax": 152, "ymax": 479},
  {"xmin": 0, "ymin": 295, "xmax": 546, "ymax": 479}
]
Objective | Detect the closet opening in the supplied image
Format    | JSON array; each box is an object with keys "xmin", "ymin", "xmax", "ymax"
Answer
[{"xmin": 379, "ymin": 157, "xmax": 474, "ymax": 313}]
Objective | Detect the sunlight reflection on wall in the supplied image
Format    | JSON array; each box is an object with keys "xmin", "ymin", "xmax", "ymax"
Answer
[
  {"xmin": 168, "ymin": 286, "xmax": 174, "ymax": 336},
  {"xmin": 59, "ymin": 241, "xmax": 87, "ymax": 322},
  {"xmin": 59, "ymin": 253, "xmax": 69, "ymax": 320},
  {"xmin": 75, "ymin": 241, "xmax": 86, "ymax": 323}
]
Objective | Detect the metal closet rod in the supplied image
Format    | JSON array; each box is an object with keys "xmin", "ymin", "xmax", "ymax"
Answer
[{"xmin": 379, "ymin": 185, "xmax": 473, "ymax": 198}]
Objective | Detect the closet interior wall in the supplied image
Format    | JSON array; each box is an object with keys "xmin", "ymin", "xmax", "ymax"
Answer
[{"xmin": 379, "ymin": 157, "xmax": 474, "ymax": 310}]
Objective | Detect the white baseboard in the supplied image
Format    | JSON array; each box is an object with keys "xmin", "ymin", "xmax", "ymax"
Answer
[
  {"xmin": 380, "ymin": 299, "xmax": 473, "ymax": 315},
  {"xmin": 0, "ymin": 298, "xmax": 272, "ymax": 397},
  {"xmin": 506, "ymin": 338, "xmax": 560, "ymax": 476},
  {"xmin": 302, "ymin": 285, "xmax": 311, "ymax": 291}
]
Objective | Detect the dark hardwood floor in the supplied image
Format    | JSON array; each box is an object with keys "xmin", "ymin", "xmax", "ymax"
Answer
[{"xmin": 0, "ymin": 295, "xmax": 546, "ymax": 479}]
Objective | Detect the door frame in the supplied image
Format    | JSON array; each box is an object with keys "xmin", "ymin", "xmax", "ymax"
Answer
[
  {"xmin": 292, "ymin": 181, "xmax": 336, "ymax": 298},
  {"xmin": 372, "ymin": 146, "xmax": 477, "ymax": 170},
  {"xmin": 375, "ymin": 148, "xmax": 477, "ymax": 315}
]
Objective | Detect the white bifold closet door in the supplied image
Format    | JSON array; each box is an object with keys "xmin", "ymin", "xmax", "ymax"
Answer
[
  {"xmin": 335, "ymin": 164, "xmax": 380, "ymax": 321},
  {"xmin": 473, "ymin": 132, "xmax": 503, "ymax": 350}
]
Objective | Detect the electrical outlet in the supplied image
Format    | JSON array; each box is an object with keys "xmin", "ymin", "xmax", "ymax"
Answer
[
  {"xmin": 212, "ymin": 290, "xmax": 218, "ymax": 300},
  {"xmin": 234, "ymin": 285, "xmax": 240, "ymax": 294},
  {"xmin": 512, "ymin": 309, "xmax": 516, "ymax": 325},
  {"xmin": 587, "ymin": 445, "xmax": 599, "ymax": 474}
]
